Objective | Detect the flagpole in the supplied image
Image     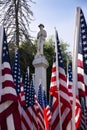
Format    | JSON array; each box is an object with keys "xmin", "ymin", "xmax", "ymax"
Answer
[
  {"xmin": 72, "ymin": 7, "xmax": 80, "ymax": 130},
  {"xmin": 54, "ymin": 28, "xmax": 62, "ymax": 130},
  {"xmin": 32, "ymin": 73, "xmax": 35, "ymax": 86},
  {"xmin": 66, "ymin": 53, "xmax": 69, "ymax": 84},
  {"xmin": 27, "ymin": 66, "xmax": 29, "ymax": 76}
]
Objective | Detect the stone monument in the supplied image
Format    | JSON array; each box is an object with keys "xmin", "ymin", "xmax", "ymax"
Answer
[{"xmin": 32, "ymin": 24, "xmax": 49, "ymax": 94}]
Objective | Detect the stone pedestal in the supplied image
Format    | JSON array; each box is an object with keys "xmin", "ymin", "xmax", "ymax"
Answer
[{"xmin": 32, "ymin": 55, "xmax": 49, "ymax": 94}]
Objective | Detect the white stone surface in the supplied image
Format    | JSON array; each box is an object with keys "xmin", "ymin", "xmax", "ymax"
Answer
[{"xmin": 32, "ymin": 55, "xmax": 49, "ymax": 94}]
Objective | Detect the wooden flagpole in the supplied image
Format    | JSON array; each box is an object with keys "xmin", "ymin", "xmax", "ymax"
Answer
[{"xmin": 72, "ymin": 7, "xmax": 80, "ymax": 130}]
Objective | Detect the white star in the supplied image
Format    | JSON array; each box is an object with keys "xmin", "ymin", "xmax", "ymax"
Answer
[
  {"xmin": 83, "ymin": 41, "xmax": 87, "ymax": 45},
  {"xmin": 81, "ymin": 18, "xmax": 84, "ymax": 22},
  {"xmin": 4, "ymin": 41, "xmax": 6, "ymax": 44},
  {"xmin": 17, "ymin": 89, "xmax": 20, "ymax": 92},
  {"xmin": 3, "ymin": 53, "xmax": 5, "ymax": 57},
  {"xmin": 84, "ymin": 48, "xmax": 87, "ymax": 51},
  {"xmin": 14, "ymin": 75, "xmax": 16, "ymax": 78},
  {"xmin": 15, "ymin": 63, "xmax": 17, "ymax": 66},
  {"xmin": 60, "ymin": 60, "xmax": 63, "ymax": 63},
  {"xmin": 81, "ymin": 24, "xmax": 85, "ymax": 28},
  {"xmin": 82, "ymin": 35, "xmax": 86, "ymax": 39},
  {"xmin": 3, "ymin": 46, "xmax": 6, "ymax": 50},
  {"xmin": 6, "ymin": 51, "xmax": 8, "ymax": 55},
  {"xmin": 81, "ymin": 29, "xmax": 85, "ymax": 33},
  {"xmin": 84, "ymin": 54, "xmax": 87, "ymax": 58},
  {"xmin": 14, "ymin": 67, "xmax": 17, "ymax": 70},
  {"xmin": 85, "ymin": 60, "xmax": 87, "ymax": 64},
  {"xmin": 59, "ymin": 55, "xmax": 61, "ymax": 59}
]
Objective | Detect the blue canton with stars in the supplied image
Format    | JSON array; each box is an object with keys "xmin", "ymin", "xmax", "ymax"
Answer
[
  {"xmin": 24, "ymin": 70, "xmax": 35, "ymax": 109},
  {"xmin": 38, "ymin": 84, "xmax": 44, "ymax": 108},
  {"xmin": 24, "ymin": 82, "xmax": 35, "ymax": 109},
  {"xmin": 68, "ymin": 64, "xmax": 73, "ymax": 82},
  {"xmin": 55, "ymin": 30, "xmax": 65, "ymax": 69},
  {"xmin": 80, "ymin": 9, "xmax": 87, "ymax": 75},
  {"xmin": 24, "ymin": 68, "xmax": 30, "ymax": 104},
  {"xmin": 43, "ymin": 90, "xmax": 48, "ymax": 108},
  {"xmin": 12, "ymin": 49, "xmax": 21, "ymax": 95},
  {"xmin": 29, "ymin": 81, "xmax": 35, "ymax": 106},
  {"xmin": 2, "ymin": 29, "xmax": 10, "ymax": 64}
]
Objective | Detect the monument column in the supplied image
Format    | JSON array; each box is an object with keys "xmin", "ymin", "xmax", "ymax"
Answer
[{"xmin": 32, "ymin": 24, "xmax": 49, "ymax": 94}]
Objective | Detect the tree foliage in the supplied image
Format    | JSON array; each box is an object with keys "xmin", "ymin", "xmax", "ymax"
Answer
[
  {"xmin": 8, "ymin": 37, "xmax": 71, "ymax": 98},
  {"xmin": 60, "ymin": 39, "xmax": 72, "ymax": 71},
  {"xmin": 0, "ymin": 0, "xmax": 34, "ymax": 46},
  {"xmin": 8, "ymin": 41, "xmax": 35, "ymax": 81}
]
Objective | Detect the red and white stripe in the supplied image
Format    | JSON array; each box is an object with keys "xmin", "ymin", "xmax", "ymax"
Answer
[
  {"xmin": 50, "ymin": 60, "xmax": 59, "ymax": 130},
  {"xmin": 21, "ymin": 105, "xmax": 38, "ymax": 130},
  {"xmin": 50, "ymin": 60, "xmax": 72, "ymax": 130},
  {"xmin": 50, "ymin": 29, "xmax": 72, "ymax": 130},
  {"xmin": 35, "ymin": 95, "xmax": 45, "ymax": 130},
  {"xmin": 43, "ymin": 104, "xmax": 52, "ymax": 130},
  {"xmin": 77, "ymin": 53, "xmax": 86, "ymax": 97},
  {"xmin": 79, "ymin": 107, "xmax": 87, "ymax": 130},
  {"xmin": 75, "ymin": 96, "xmax": 82, "ymax": 128},
  {"xmin": 45, "ymin": 105, "xmax": 51, "ymax": 123},
  {"xmin": 0, "ymin": 26, "xmax": 21, "ymax": 130},
  {"xmin": 19, "ymin": 77, "xmax": 26, "ymax": 106},
  {"xmin": 21, "ymin": 95, "xmax": 45, "ymax": 130},
  {"xmin": 68, "ymin": 72, "xmax": 82, "ymax": 129},
  {"xmin": 1, "ymin": 62, "xmax": 17, "ymax": 102}
]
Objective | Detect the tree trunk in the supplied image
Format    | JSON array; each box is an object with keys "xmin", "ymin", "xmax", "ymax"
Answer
[{"xmin": 14, "ymin": 0, "xmax": 19, "ymax": 48}]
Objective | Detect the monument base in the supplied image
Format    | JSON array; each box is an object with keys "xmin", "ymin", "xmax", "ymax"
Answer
[{"xmin": 32, "ymin": 54, "xmax": 49, "ymax": 94}]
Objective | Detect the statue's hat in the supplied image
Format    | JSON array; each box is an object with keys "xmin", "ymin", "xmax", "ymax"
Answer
[{"xmin": 38, "ymin": 24, "xmax": 44, "ymax": 28}]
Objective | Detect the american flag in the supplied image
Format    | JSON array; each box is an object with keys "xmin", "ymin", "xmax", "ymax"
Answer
[
  {"xmin": 78, "ymin": 106, "xmax": 87, "ymax": 130},
  {"xmin": 21, "ymin": 69, "xmax": 38, "ymax": 130},
  {"xmin": 80, "ymin": 9, "xmax": 87, "ymax": 95},
  {"xmin": 67, "ymin": 63, "xmax": 73, "ymax": 100},
  {"xmin": 43, "ymin": 90, "xmax": 51, "ymax": 130},
  {"xmin": 50, "ymin": 30, "xmax": 72, "ymax": 130},
  {"xmin": 12, "ymin": 49, "xmax": 21, "ymax": 95},
  {"xmin": 20, "ymin": 77, "xmax": 26, "ymax": 106},
  {"xmin": 12, "ymin": 49, "xmax": 25, "ymax": 106},
  {"xmin": 77, "ymin": 8, "xmax": 87, "ymax": 97},
  {"xmin": 37, "ymin": 84, "xmax": 45, "ymax": 130},
  {"xmin": 76, "ymin": 8, "xmax": 87, "ymax": 130},
  {"xmin": 67, "ymin": 63, "xmax": 82, "ymax": 129},
  {"xmin": 49, "ymin": 52, "xmax": 59, "ymax": 130},
  {"xmin": 24, "ymin": 67, "xmax": 30, "ymax": 105},
  {"xmin": 0, "ymin": 26, "xmax": 21, "ymax": 130}
]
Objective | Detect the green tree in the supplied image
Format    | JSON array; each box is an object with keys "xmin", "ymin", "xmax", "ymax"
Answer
[
  {"xmin": 19, "ymin": 41, "xmax": 36, "ymax": 79},
  {"xmin": 0, "ymin": 0, "xmax": 34, "ymax": 47},
  {"xmin": 8, "ymin": 41, "xmax": 35, "ymax": 81},
  {"xmin": 60, "ymin": 39, "xmax": 72, "ymax": 72},
  {"xmin": 9, "ymin": 37, "xmax": 71, "ymax": 98}
]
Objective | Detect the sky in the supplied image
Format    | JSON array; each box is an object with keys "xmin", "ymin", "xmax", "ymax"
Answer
[{"xmin": 30, "ymin": 0, "xmax": 87, "ymax": 53}]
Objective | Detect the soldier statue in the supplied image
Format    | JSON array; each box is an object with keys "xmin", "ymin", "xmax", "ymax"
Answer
[{"xmin": 37, "ymin": 24, "xmax": 47, "ymax": 55}]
